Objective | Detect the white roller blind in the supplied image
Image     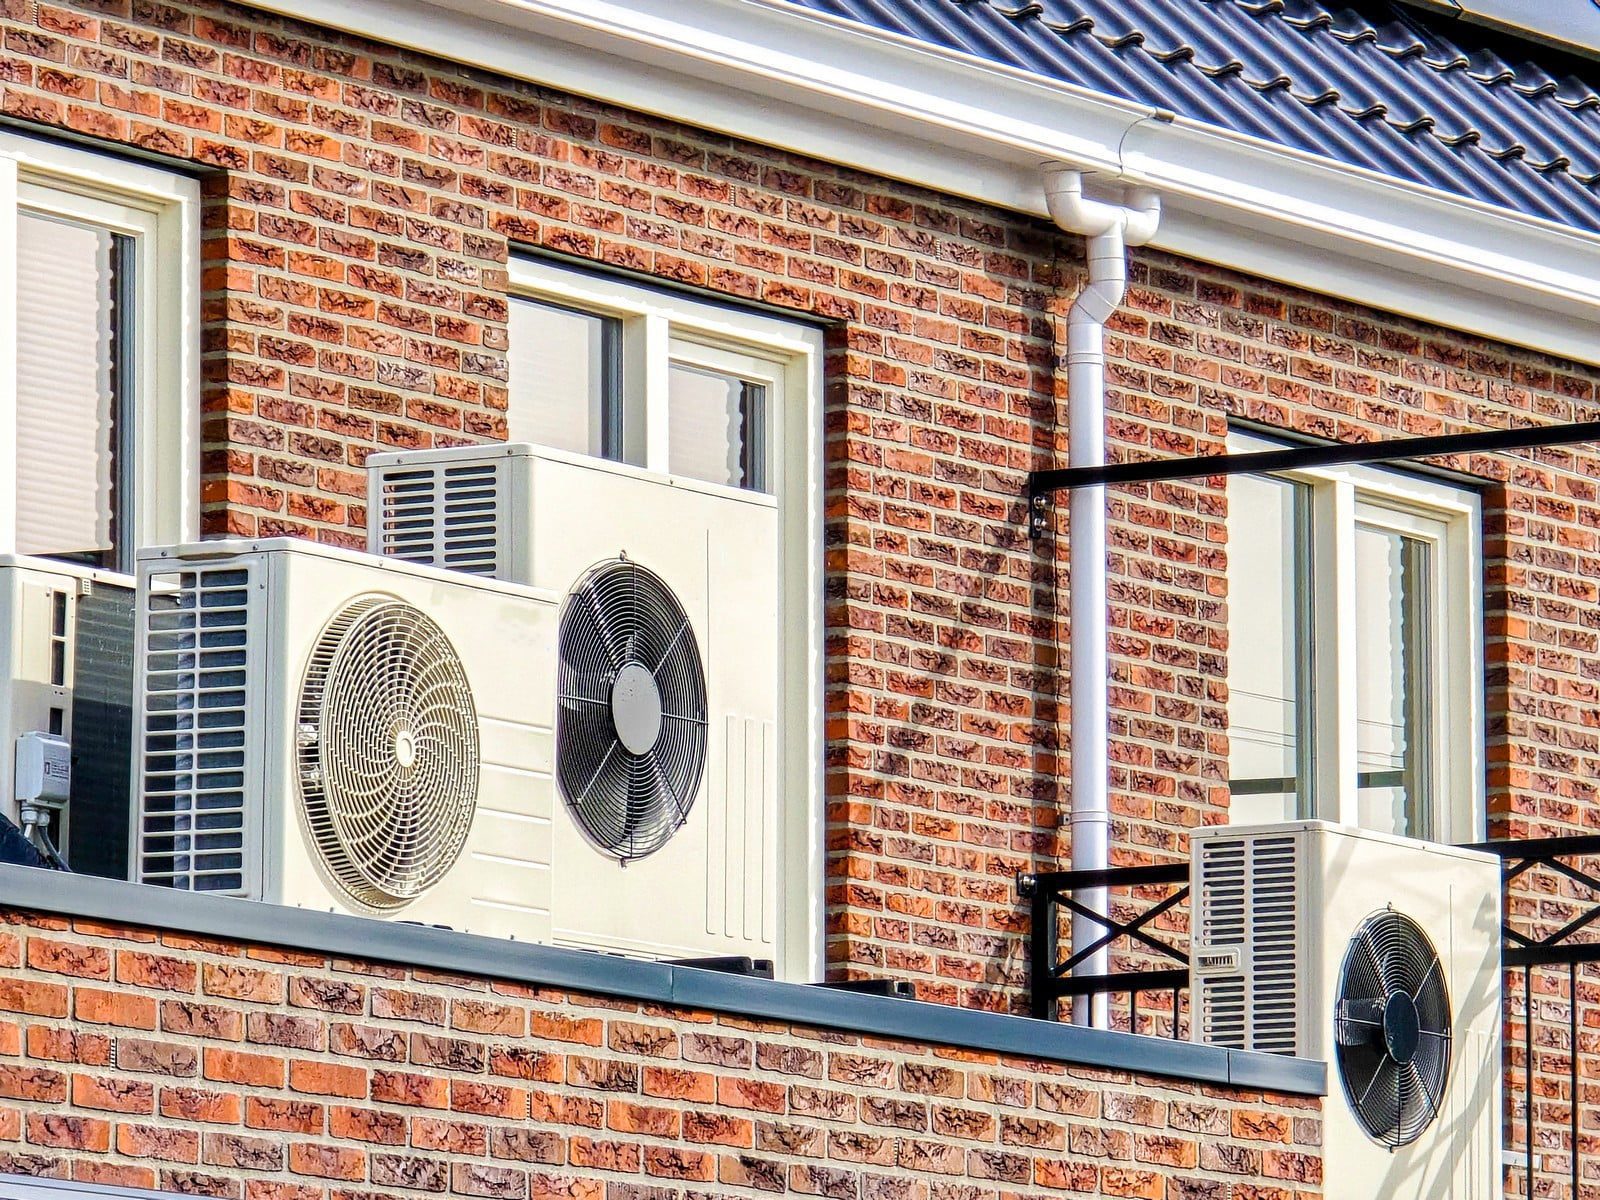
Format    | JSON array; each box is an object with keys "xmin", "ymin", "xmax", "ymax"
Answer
[
  {"xmin": 507, "ymin": 296, "xmax": 609, "ymax": 457},
  {"xmin": 15, "ymin": 209, "xmax": 117, "ymax": 559}
]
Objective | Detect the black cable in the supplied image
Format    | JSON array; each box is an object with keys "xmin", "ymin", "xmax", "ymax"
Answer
[{"xmin": 33, "ymin": 824, "xmax": 69, "ymax": 872}]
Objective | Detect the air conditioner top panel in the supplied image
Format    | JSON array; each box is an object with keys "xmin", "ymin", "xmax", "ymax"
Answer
[
  {"xmin": 0, "ymin": 554, "xmax": 131, "ymax": 588},
  {"xmin": 1191, "ymin": 819, "xmax": 1498, "ymax": 868},
  {"xmin": 367, "ymin": 441, "xmax": 778, "ymax": 510},
  {"xmin": 137, "ymin": 539, "xmax": 563, "ymax": 606}
]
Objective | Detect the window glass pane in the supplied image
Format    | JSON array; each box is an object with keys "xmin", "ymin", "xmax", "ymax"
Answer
[
  {"xmin": 668, "ymin": 362, "xmax": 767, "ymax": 491},
  {"xmin": 16, "ymin": 211, "xmax": 120, "ymax": 565},
  {"xmin": 1227, "ymin": 474, "xmax": 1307, "ymax": 824},
  {"xmin": 1354, "ymin": 524, "xmax": 1431, "ymax": 838},
  {"xmin": 507, "ymin": 298, "xmax": 616, "ymax": 458}
]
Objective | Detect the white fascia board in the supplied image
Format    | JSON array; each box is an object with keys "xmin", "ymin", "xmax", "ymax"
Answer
[{"xmin": 258, "ymin": 0, "xmax": 1600, "ymax": 367}]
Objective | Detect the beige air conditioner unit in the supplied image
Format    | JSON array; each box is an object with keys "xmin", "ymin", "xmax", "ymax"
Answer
[
  {"xmin": 366, "ymin": 443, "xmax": 795, "ymax": 978},
  {"xmin": 1189, "ymin": 821, "xmax": 1500, "ymax": 1199},
  {"xmin": 132, "ymin": 539, "xmax": 560, "ymax": 942}
]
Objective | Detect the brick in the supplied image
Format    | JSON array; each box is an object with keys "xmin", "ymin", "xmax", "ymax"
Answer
[
  {"xmin": 244, "ymin": 1097, "xmax": 325, "ymax": 1134},
  {"xmin": 116, "ymin": 1038, "xmax": 199, "ymax": 1076},
  {"xmin": 118, "ymin": 1124, "xmax": 200, "ymax": 1163},
  {"xmin": 71, "ymin": 1075, "xmax": 154, "ymax": 1114},
  {"xmin": 0, "ymin": 980, "xmax": 70, "ymax": 1018},
  {"xmin": 203, "ymin": 1048, "xmax": 286, "ymax": 1088},
  {"xmin": 289, "ymin": 1060, "xmax": 367, "ymax": 1098},
  {"xmin": 27, "ymin": 938, "xmax": 110, "ymax": 979},
  {"xmin": 75, "ymin": 989, "xmax": 158, "ymax": 1029},
  {"xmin": 371, "ymin": 1069, "xmax": 449, "ymax": 1109},
  {"xmin": 25, "ymin": 1114, "xmax": 111, "ymax": 1152},
  {"xmin": 116, "ymin": 950, "xmax": 199, "ymax": 992},
  {"xmin": 160, "ymin": 1087, "xmax": 243, "ymax": 1124}
]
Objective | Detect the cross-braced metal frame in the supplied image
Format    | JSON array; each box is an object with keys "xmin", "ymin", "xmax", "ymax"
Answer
[{"xmin": 1016, "ymin": 862, "xmax": 1189, "ymax": 1026}]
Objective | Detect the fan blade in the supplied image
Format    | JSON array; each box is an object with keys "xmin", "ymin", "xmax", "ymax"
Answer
[{"xmin": 574, "ymin": 740, "xmax": 620, "ymax": 805}]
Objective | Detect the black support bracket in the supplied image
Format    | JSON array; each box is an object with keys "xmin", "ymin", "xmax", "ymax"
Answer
[{"xmin": 1026, "ymin": 419, "xmax": 1600, "ymax": 539}]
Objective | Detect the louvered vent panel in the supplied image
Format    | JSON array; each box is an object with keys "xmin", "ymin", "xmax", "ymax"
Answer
[
  {"xmin": 374, "ymin": 461, "xmax": 504, "ymax": 577},
  {"xmin": 137, "ymin": 563, "xmax": 254, "ymax": 893},
  {"xmin": 1196, "ymin": 838, "xmax": 1248, "ymax": 1049},
  {"xmin": 1246, "ymin": 834, "xmax": 1301, "ymax": 1054}
]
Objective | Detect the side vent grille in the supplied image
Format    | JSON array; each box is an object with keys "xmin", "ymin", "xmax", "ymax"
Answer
[
  {"xmin": 373, "ymin": 460, "xmax": 504, "ymax": 577},
  {"xmin": 1248, "ymin": 834, "xmax": 1301, "ymax": 1054},
  {"xmin": 1193, "ymin": 832, "xmax": 1303, "ymax": 1055},
  {"xmin": 137, "ymin": 563, "xmax": 254, "ymax": 893},
  {"xmin": 1196, "ymin": 838, "xmax": 1247, "ymax": 1050}
]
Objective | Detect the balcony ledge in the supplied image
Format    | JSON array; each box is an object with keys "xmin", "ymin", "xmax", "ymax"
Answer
[{"xmin": 0, "ymin": 863, "xmax": 1324, "ymax": 1097}]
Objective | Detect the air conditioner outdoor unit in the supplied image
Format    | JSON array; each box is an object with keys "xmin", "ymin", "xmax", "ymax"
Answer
[
  {"xmin": 132, "ymin": 539, "xmax": 561, "ymax": 942},
  {"xmin": 1189, "ymin": 821, "xmax": 1500, "ymax": 1198},
  {"xmin": 0, "ymin": 556, "xmax": 134, "ymax": 874},
  {"xmin": 366, "ymin": 443, "xmax": 794, "ymax": 977}
]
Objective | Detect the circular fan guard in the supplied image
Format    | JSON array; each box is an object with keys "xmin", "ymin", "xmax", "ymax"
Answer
[
  {"xmin": 1334, "ymin": 908, "xmax": 1453, "ymax": 1148},
  {"xmin": 557, "ymin": 558, "xmax": 707, "ymax": 861},
  {"xmin": 298, "ymin": 595, "xmax": 480, "ymax": 909}
]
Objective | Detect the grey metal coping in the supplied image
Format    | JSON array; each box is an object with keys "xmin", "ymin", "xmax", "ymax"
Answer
[
  {"xmin": 0, "ymin": 1176, "xmax": 184, "ymax": 1199},
  {"xmin": 0, "ymin": 863, "xmax": 1325, "ymax": 1096}
]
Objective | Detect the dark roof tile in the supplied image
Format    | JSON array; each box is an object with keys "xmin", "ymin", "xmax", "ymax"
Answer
[{"xmin": 776, "ymin": 0, "xmax": 1600, "ymax": 229}]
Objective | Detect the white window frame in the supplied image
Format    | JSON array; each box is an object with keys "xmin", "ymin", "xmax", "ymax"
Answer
[
  {"xmin": 1229, "ymin": 430, "xmax": 1484, "ymax": 844},
  {"xmin": 508, "ymin": 255, "xmax": 827, "ymax": 979},
  {"xmin": 0, "ymin": 131, "xmax": 200, "ymax": 575}
]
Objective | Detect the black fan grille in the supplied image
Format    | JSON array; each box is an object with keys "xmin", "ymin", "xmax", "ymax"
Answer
[
  {"xmin": 557, "ymin": 559, "xmax": 707, "ymax": 861},
  {"xmin": 1334, "ymin": 909, "xmax": 1453, "ymax": 1148}
]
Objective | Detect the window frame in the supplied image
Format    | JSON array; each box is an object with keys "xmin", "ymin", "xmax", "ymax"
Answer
[
  {"xmin": 1227, "ymin": 430, "xmax": 1484, "ymax": 844},
  {"xmin": 507, "ymin": 255, "xmax": 828, "ymax": 979},
  {"xmin": 0, "ymin": 132, "xmax": 200, "ymax": 576}
]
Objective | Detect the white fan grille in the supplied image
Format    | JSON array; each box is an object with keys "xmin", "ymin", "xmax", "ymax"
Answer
[
  {"xmin": 371, "ymin": 460, "xmax": 505, "ymax": 576},
  {"xmin": 298, "ymin": 595, "xmax": 480, "ymax": 909}
]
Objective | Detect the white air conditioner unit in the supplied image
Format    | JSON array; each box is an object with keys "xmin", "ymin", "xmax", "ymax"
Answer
[
  {"xmin": 1189, "ymin": 821, "xmax": 1500, "ymax": 1198},
  {"xmin": 132, "ymin": 539, "xmax": 561, "ymax": 943},
  {"xmin": 366, "ymin": 443, "xmax": 795, "ymax": 977},
  {"xmin": 0, "ymin": 556, "xmax": 134, "ymax": 858}
]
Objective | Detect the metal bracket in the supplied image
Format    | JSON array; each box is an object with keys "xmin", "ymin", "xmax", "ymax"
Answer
[{"xmin": 1026, "ymin": 419, "xmax": 1600, "ymax": 539}]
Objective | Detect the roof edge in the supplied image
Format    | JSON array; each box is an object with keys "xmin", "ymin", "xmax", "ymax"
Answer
[{"xmin": 249, "ymin": 0, "xmax": 1600, "ymax": 367}]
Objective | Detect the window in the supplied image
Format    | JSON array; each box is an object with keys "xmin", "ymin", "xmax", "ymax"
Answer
[
  {"xmin": 507, "ymin": 255, "xmax": 826, "ymax": 978},
  {"xmin": 1226, "ymin": 431, "xmax": 1483, "ymax": 843},
  {"xmin": 505, "ymin": 258, "xmax": 791, "ymax": 495},
  {"xmin": 0, "ymin": 133, "xmax": 198, "ymax": 574}
]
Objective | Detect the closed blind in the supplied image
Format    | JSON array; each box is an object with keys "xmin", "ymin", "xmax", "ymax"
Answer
[{"xmin": 15, "ymin": 210, "xmax": 117, "ymax": 561}]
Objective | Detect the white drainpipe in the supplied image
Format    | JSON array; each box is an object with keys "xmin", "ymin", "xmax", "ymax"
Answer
[{"xmin": 1042, "ymin": 165, "xmax": 1160, "ymax": 1027}]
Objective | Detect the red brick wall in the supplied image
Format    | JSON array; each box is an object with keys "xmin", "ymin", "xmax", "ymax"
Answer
[
  {"xmin": 0, "ymin": 907, "xmax": 1323, "ymax": 1198},
  {"xmin": 4, "ymin": 1, "xmax": 1600, "ymax": 1178}
]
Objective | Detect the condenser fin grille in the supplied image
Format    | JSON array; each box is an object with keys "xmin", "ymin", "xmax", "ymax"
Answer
[
  {"xmin": 137, "ymin": 564, "xmax": 252, "ymax": 893},
  {"xmin": 1196, "ymin": 838, "xmax": 1247, "ymax": 1050},
  {"xmin": 1248, "ymin": 835, "xmax": 1301, "ymax": 1054},
  {"xmin": 373, "ymin": 461, "xmax": 504, "ymax": 577},
  {"xmin": 1193, "ymin": 832, "xmax": 1302, "ymax": 1055}
]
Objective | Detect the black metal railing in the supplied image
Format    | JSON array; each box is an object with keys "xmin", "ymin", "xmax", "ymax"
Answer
[
  {"xmin": 1016, "ymin": 862, "xmax": 1188, "ymax": 1031},
  {"xmin": 1470, "ymin": 835, "xmax": 1600, "ymax": 1200}
]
